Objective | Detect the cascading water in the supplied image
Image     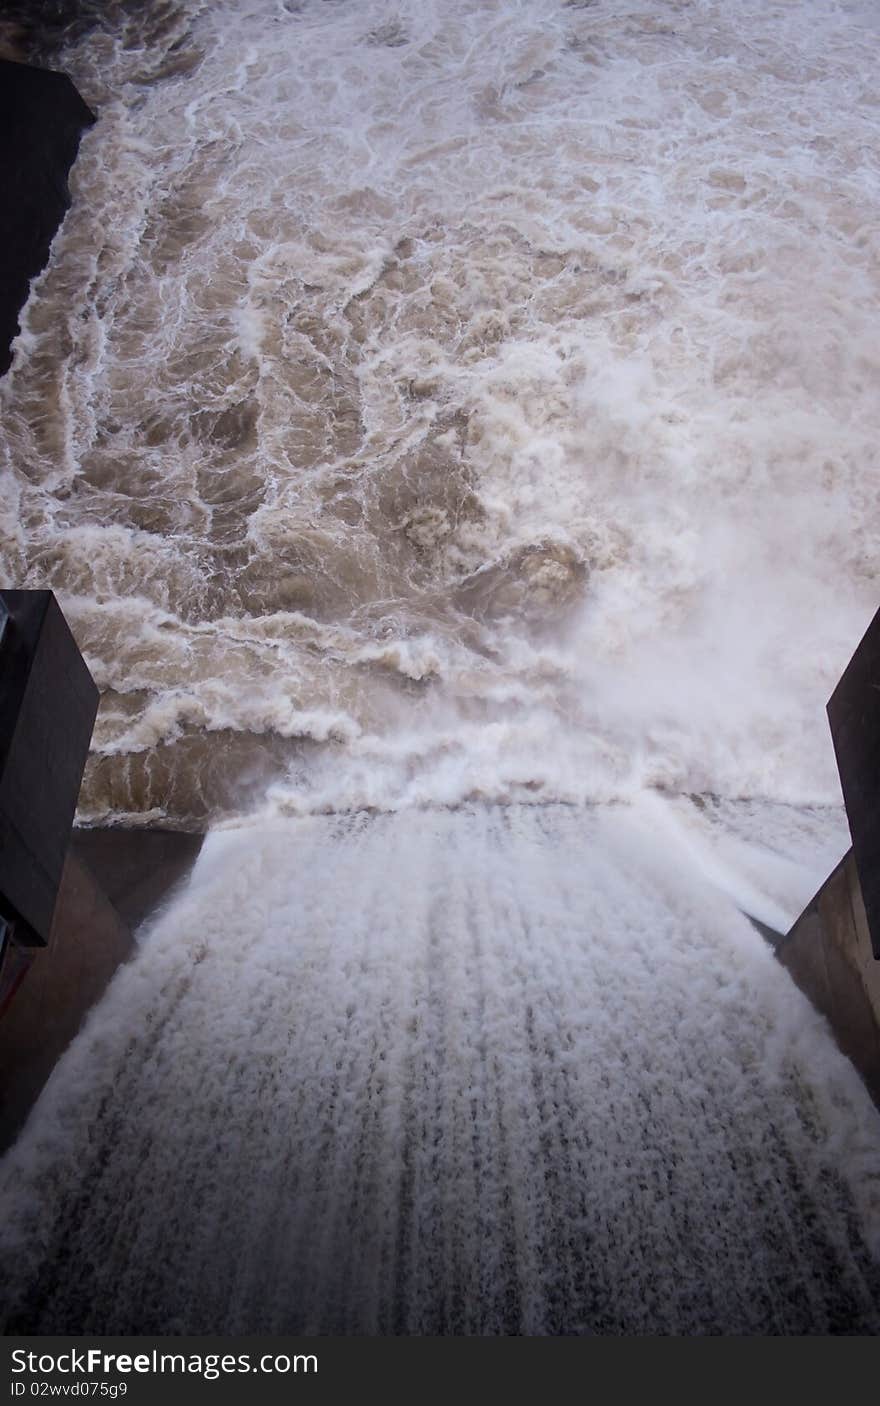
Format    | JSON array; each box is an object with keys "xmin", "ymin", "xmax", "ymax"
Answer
[
  {"xmin": 3, "ymin": 800, "xmax": 880, "ymax": 1334},
  {"xmin": 1, "ymin": 0, "xmax": 880, "ymax": 1333}
]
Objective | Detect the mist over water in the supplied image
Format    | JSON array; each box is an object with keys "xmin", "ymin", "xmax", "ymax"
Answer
[{"xmin": 2, "ymin": 0, "xmax": 880, "ymax": 1333}]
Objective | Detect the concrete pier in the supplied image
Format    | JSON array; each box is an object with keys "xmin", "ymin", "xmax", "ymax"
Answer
[
  {"xmin": 0, "ymin": 589, "xmax": 203, "ymax": 1149},
  {"xmin": 0, "ymin": 848, "xmax": 131, "ymax": 1150},
  {"xmin": 0, "ymin": 827, "xmax": 203, "ymax": 1151},
  {"xmin": 778, "ymin": 850, "xmax": 880, "ymax": 1110}
]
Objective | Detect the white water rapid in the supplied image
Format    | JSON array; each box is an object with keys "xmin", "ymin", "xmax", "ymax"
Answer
[{"xmin": 1, "ymin": 0, "xmax": 880, "ymax": 1334}]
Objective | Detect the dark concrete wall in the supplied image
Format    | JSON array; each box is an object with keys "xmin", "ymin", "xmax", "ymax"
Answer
[
  {"xmin": 0, "ymin": 848, "xmax": 131, "ymax": 1150},
  {"xmin": 778, "ymin": 850, "xmax": 880, "ymax": 1110},
  {"xmin": 0, "ymin": 58, "xmax": 95, "ymax": 375},
  {"xmin": 0, "ymin": 827, "xmax": 204, "ymax": 1151},
  {"xmin": 0, "ymin": 592, "xmax": 99, "ymax": 946},
  {"xmin": 70, "ymin": 827, "xmax": 204, "ymax": 933},
  {"xmin": 828, "ymin": 605, "xmax": 880, "ymax": 960}
]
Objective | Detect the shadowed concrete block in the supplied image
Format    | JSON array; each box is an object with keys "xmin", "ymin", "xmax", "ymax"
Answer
[
  {"xmin": 778, "ymin": 850, "xmax": 880, "ymax": 1109},
  {"xmin": 0, "ymin": 591, "xmax": 99, "ymax": 946},
  {"xmin": 0, "ymin": 827, "xmax": 204, "ymax": 1150},
  {"xmin": 828, "ymin": 605, "xmax": 880, "ymax": 959},
  {"xmin": 0, "ymin": 849, "xmax": 132, "ymax": 1150},
  {"xmin": 70, "ymin": 827, "xmax": 204, "ymax": 933},
  {"xmin": 846, "ymin": 857, "xmax": 880, "ymax": 1019},
  {"xmin": 0, "ymin": 59, "xmax": 95, "ymax": 374},
  {"xmin": 0, "ymin": 588, "xmax": 204, "ymax": 1147}
]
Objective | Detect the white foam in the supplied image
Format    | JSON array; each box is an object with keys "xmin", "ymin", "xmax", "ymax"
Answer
[{"xmin": 1, "ymin": 0, "xmax": 878, "ymax": 818}]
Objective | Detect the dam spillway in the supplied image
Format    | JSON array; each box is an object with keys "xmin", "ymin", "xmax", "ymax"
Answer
[
  {"xmin": 1, "ymin": 0, "xmax": 880, "ymax": 1336},
  {"xmin": 2, "ymin": 799, "xmax": 879, "ymax": 1335}
]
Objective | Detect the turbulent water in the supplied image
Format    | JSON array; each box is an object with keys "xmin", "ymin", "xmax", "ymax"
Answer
[
  {"xmin": 2, "ymin": 0, "xmax": 879, "ymax": 821},
  {"xmin": 2, "ymin": 0, "xmax": 880, "ymax": 1334}
]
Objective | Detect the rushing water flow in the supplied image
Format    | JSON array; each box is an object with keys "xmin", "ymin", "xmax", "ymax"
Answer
[
  {"xmin": 3, "ymin": 803, "xmax": 880, "ymax": 1334},
  {"xmin": 1, "ymin": 0, "xmax": 880, "ymax": 1333}
]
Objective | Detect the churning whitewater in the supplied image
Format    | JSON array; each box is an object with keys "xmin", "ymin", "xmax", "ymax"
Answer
[
  {"xmin": 2, "ymin": 0, "xmax": 880, "ymax": 822},
  {"xmin": 2, "ymin": 0, "xmax": 880, "ymax": 1333}
]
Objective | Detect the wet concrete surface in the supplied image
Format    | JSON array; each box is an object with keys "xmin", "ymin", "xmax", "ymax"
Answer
[
  {"xmin": 779, "ymin": 849, "xmax": 880, "ymax": 1112},
  {"xmin": 0, "ymin": 827, "xmax": 203, "ymax": 1151}
]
